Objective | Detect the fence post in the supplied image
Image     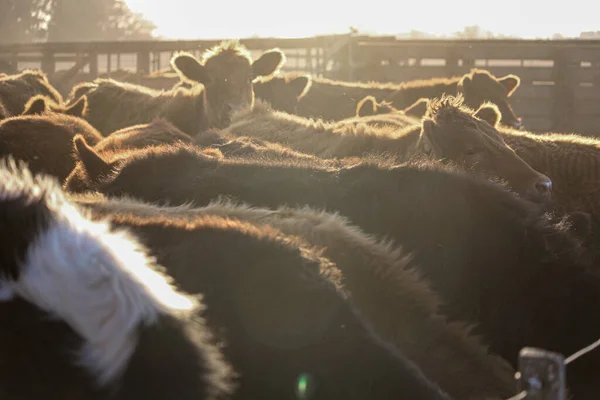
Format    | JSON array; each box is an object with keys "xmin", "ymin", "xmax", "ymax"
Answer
[
  {"xmin": 41, "ymin": 50, "xmax": 55, "ymax": 76},
  {"xmin": 347, "ymin": 34, "xmax": 354, "ymax": 81},
  {"xmin": 137, "ymin": 51, "xmax": 150, "ymax": 75},
  {"xmin": 551, "ymin": 47, "xmax": 575, "ymax": 132},
  {"xmin": 89, "ymin": 52, "xmax": 98, "ymax": 77}
]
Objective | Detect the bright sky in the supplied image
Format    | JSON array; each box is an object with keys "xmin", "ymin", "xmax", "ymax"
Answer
[{"xmin": 125, "ymin": 0, "xmax": 599, "ymax": 39}]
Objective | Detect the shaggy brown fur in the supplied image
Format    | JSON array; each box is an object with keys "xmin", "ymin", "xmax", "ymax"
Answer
[
  {"xmin": 500, "ymin": 127, "xmax": 600, "ymax": 265},
  {"xmin": 223, "ymin": 97, "xmax": 551, "ymax": 203},
  {"xmin": 0, "ymin": 102, "xmax": 7, "ymax": 120},
  {"xmin": 22, "ymin": 94, "xmax": 88, "ymax": 118},
  {"xmin": 500, "ymin": 128, "xmax": 600, "ymax": 218},
  {"xmin": 67, "ymin": 78, "xmax": 214, "ymax": 137},
  {"xmin": 77, "ymin": 194, "xmax": 516, "ymax": 399},
  {"xmin": 0, "ymin": 113, "xmax": 102, "ymax": 183},
  {"xmin": 64, "ymin": 139, "xmax": 224, "ymax": 194},
  {"xmin": 68, "ymin": 41, "xmax": 285, "ymax": 136},
  {"xmin": 0, "ymin": 69, "xmax": 64, "ymax": 116},
  {"xmin": 293, "ymin": 69, "xmax": 522, "ymax": 128},
  {"xmin": 193, "ymin": 129, "xmax": 361, "ymax": 167},
  {"xmin": 94, "ymin": 119, "xmax": 193, "ymax": 153},
  {"xmin": 64, "ymin": 144, "xmax": 600, "ymax": 397},
  {"xmin": 253, "ymin": 73, "xmax": 312, "ymax": 113},
  {"xmin": 70, "ymin": 198, "xmax": 452, "ymax": 399}
]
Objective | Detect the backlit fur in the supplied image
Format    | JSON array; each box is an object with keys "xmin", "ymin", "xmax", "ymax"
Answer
[
  {"xmin": 0, "ymin": 69, "xmax": 64, "ymax": 115},
  {"xmin": 76, "ymin": 194, "xmax": 516, "ymax": 399},
  {"xmin": 0, "ymin": 160, "xmax": 198, "ymax": 386},
  {"xmin": 0, "ymin": 112, "xmax": 103, "ymax": 183}
]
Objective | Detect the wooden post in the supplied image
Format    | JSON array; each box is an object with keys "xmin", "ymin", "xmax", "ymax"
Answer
[
  {"xmin": 551, "ymin": 47, "xmax": 575, "ymax": 132},
  {"xmin": 89, "ymin": 52, "xmax": 98, "ymax": 77},
  {"xmin": 137, "ymin": 51, "xmax": 150, "ymax": 75},
  {"xmin": 347, "ymin": 34, "xmax": 354, "ymax": 81},
  {"xmin": 41, "ymin": 50, "xmax": 55, "ymax": 75}
]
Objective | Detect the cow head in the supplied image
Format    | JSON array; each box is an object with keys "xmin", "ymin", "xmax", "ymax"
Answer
[
  {"xmin": 171, "ymin": 40, "xmax": 285, "ymax": 127},
  {"xmin": 458, "ymin": 69, "xmax": 523, "ymax": 129},
  {"xmin": 253, "ymin": 74, "xmax": 312, "ymax": 113},
  {"xmin": 22, "ymin": 95, "xmax": 88, "ymax": 118},
  {"xmin": 417, "ymin": 95, "xmax": 552, "ymax": 204}
]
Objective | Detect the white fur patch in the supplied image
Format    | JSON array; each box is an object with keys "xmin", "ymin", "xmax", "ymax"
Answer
[{"xmin": 1, "ymin": 164, "xmax": 197, "ymax": 386}]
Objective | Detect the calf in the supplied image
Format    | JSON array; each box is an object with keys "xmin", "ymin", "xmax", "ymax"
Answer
[
  {"xmin": 67, "ymin": 142, "xmax": 600, "ymax": 398},
  {"xmin": 79, "ymin": 194, "xmax": 516, "ymax": 400},
  {"xmin": 223, "ymin": 96, "xmax": 551, "ymax": 204},
  {"xmin": 0, "ymin": 160, "xmax": 234, "ymax": 399},
  {"xmin": 0, "ymin": 69, "xmax": 63, "ymax": 115},
  {"xmin": 5, "ymin": 162, "xmax": 454, "ymax": 399},
  {"xmin": 69, "ymin": 40, "xmax": 285, "ymax": 136},
  {"xmin": 292, "ymin": 69, "xmax": 522, "ymax": 128},
  {"xmin": 0, "ymin": 112, "xmax": 102, "ymax": 183}
]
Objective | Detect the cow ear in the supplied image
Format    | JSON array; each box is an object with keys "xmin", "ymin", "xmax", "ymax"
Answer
[
  {"xmin": 356, "ymin": 96, "xmax": 378, "ymax": 117},
  {"xmin": 23, "ymin": 95, "xmax": 48, "ymax": 115},
  {"xmin": 171, "ymin": 52, "xmax": 211, "ymax": 85},
  {"xmin": 475, "ymin": 103, "xmax": 501, "ymax": 128},
  {"xmin": 289, "ymin": 75, "xmax": 311, "ymax": 99},
  {"xmin": 63, "ymin": 96, "xmax": 88, "ymax": 117},
  {"xmin": 498, "ymin": 74, "xmax": 520, "ymax": 97},
  {"xmin": 403, "ymin": 98, "xmax": 429, "ymax": 119},
  {"xmin": 252, "ymin": 49, "xmax": 285, "ymax": 78},
  {"xmin": 457, "ymin": 74, "xmax": 472, "ymax": 93},
  {"xmin": 418, "ymin": 119, "xmax": 441, "ymax": 155},
  {"xmin": 73, "ymin": 135, "xmax": 111, "ymax": 182}
]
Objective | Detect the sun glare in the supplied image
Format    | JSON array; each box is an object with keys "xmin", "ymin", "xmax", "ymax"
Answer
[{"xmin": 125, "ymin": 0, "xmax": 599, "ymax": 39}]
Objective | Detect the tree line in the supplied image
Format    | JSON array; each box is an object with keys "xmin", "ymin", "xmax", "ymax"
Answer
[{"xmin": 0, "ymin": 0, "xmax": 156, "ymax": 44}]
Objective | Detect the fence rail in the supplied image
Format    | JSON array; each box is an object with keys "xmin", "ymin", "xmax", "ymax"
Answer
[{"xmin": 1, "ymin": 36, "xmax": 600, "ymax": 133}]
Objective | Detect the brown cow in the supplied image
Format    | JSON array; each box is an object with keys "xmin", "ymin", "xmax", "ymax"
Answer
[
  {"xmin": 292, "ymin": 69, "xmax": 522, "ymax": 128},
  {"xmin": 0, "ymin": 112, "xmax": 102, "ymax": 183},
  {"xmin": 252, "ymin": 73, "xmax": 312, "ymax": 113},
  {"xmin": 223, "ymin": 96, "xmax": 551, "ymax": 203},
  {"xmin": 78, "ymin": 194, "xmax": 516, "ymax": 399},
  {"xmin": 0, "ymin": 69, "xmax": 64, "ymax": 116},
  {"xmin": 22, "ymin": 94, "xmax": 88, "ymax": 118},
  {"xmin": 64, "ymin": 142, "xmax": 600, "ymax": 398},
  {"xmin": 68, "ymin": 40, "xmax": 285, "ymax": 136}
]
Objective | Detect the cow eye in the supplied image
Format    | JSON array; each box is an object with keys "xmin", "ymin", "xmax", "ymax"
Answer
[{"xmin": 464, "ymin": 148, "xmax": 477, "ymax": 156}]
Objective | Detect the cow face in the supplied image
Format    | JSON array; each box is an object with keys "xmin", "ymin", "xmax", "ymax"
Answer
[
  {"xmin": 171, "ymin": 41, "xmax": 284, "ymax": 127},
  {"xmin": 418, "ymin": 98, "xmax": 552, "ymax": 204},
  {"xmin": 458, "ymin": 69, "xmax": 523, "ymax": 129}
]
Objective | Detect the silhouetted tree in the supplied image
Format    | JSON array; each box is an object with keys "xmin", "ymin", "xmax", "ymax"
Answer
[
  {"xmin": 47, "ymin": 0, "xmax": 156, "ymax": 42},
  {"xmin": 0, "ymin": 0, "xmax": 53, "ymax": 43}
]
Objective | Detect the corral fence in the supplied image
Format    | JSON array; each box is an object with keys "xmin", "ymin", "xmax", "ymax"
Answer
[{"xmin": 1, "ymin": 35, "xmax": 600, "ymax": 134}]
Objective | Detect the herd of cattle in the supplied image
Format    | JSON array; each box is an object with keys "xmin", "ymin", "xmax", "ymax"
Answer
[{"xmin": 1, "ymin": 39, "xmax": 600, "ymax": 400}]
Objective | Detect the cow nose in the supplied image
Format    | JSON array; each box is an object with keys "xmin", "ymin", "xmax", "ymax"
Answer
[{"xmin": 530, "ymin": 176, "xmax": 552, "ymax": 202}]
